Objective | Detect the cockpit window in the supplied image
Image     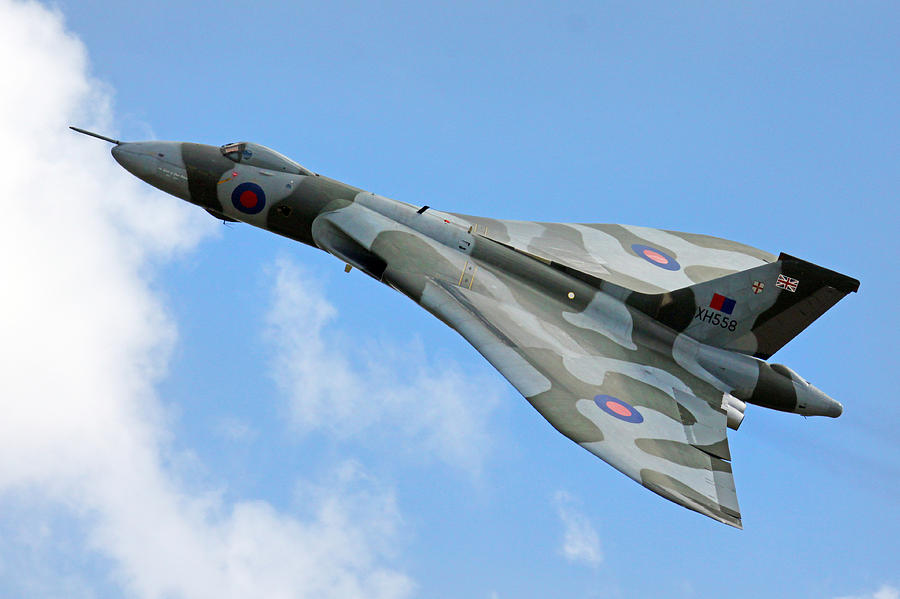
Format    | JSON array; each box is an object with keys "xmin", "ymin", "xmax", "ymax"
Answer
[
  {"xmin": 220, "ymin": 142, "xmax": 246, "ymax": 162},
  {"xmin": 220, "ymin": 141, "xmax": 313, "ymax": 176}
]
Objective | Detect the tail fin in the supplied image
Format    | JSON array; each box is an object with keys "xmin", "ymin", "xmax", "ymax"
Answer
[{"xmin": 624, "ymin": 253, "xmax": 859, "ymax": 359}]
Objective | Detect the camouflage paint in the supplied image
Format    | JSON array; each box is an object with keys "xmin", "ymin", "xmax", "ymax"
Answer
[{"xmin": 104, "ymin": 136, "xmax": 859, "ymax": 529}]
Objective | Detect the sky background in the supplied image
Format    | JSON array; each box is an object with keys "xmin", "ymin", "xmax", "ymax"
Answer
[{"xmin": 1, "ymin": 1, "xmax": 898, "ymax": 598}]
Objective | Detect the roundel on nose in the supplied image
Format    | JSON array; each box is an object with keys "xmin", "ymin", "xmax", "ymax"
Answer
[{"xmin": 231, "ymin": 182, "xmax": 267, "ymax": 215}]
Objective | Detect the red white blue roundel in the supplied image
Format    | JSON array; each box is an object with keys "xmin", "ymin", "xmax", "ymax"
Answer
[
  {"xmin": 594, "ymin": 394, "xmax": 644, "ymax": 423},
  {"xmin": 231, "ymin": 182, "xmax": 266, "ymax": 215},
  {"xmin": 631, "ymin": 243, "xmax": 680, "ymax": 271}
]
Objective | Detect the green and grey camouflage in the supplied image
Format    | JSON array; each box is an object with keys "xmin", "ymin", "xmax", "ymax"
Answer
[{"xmin": 77, "ymin": 129, "xmax": 859, "ymax": 529}]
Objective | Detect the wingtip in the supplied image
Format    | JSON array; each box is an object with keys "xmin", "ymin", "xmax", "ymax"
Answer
[
  {"xmin": 693, "ymin": 502, "xmax": 743, "ymax": 530},
  {"xmin": 643, "ymin": 478, "xmax": 743, "ymax": 530},
  {"xmin": 719, "ymin": 514, "xmax": 744, "ymax": 530},
  {"xmin": 692, "ymin": 503, "xmax": 743, "ymax": 530}
]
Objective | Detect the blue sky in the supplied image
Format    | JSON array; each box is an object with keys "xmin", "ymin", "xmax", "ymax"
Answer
[{"xmin": 1, "ymin": 1, "xmax": 898, "ymax": 597}]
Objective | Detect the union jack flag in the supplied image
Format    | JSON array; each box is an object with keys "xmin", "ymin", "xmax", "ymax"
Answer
[{"xmin": 776, "ymin": 274, "xmax": 799, "ymax": 292}]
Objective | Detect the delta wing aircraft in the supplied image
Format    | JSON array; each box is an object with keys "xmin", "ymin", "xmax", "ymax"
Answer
[{"xmin": 72, "ymin": 127, "xmax": 859, "ymax": 528}]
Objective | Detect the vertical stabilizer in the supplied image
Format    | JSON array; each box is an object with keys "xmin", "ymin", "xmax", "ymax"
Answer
[
  {"xmin": 744, "ymin": 253, "xmax": 860, "ymax": 358},
  {"xmin": 624, "ymin": 254, "xmax": 859, "ymax": 359}
]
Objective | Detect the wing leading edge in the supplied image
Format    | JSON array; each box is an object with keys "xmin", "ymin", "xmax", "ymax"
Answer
[
  {"xmin": 419, "ymin": 276, "xmax": 742, "ymax": 528},
  {"xmin": 454, "ymin": 216, "xmax": 776, "ymax": 294}
]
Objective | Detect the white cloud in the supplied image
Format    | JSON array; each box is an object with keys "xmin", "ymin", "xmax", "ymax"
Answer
[
  {"xmin": 836, "ymin": 585, "xmax": 900, "ymax": 599},
  {"xmin": 266, "ymin": 257, "xmax": 507, "ymax": 474},
  {"xmin": 0, "ymin": 1, "xmax": 413, "ymax": 597},
  {"xmin": 553, "ymin": 491, "xmax": 603, "ymax": 567}
]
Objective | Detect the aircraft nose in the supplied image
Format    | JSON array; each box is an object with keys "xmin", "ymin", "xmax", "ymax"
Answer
[
  {"xmin": 112, "ymin": 141, "xmax": 190, "ymax": 200},
  {"xmin": 111, "ymin": 141, "xmax": 179, "ymax": 176},
  {"xmin": 112, "ymin": 143, "xmax": 152, "ymax": 178}
]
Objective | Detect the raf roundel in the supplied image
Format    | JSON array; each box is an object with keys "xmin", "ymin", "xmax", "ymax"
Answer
[
  {"xmin": 231, "ymin": 182, "xmax": 267, "ymax": 215},
  {"xmin": 631, "ymin": 243, "xmax": 680, "ymax": 271},
  {"xmin": 594, "ymin": 394, "xmax": 644, "ymax": 424}
]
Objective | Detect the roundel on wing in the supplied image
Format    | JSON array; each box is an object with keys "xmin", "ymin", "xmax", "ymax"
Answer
[
  {"xmin": 231, "ymin": 182, "xmax": 266, "ymax": 215},
  {"xmin": 631, "ymin": 243, "xmax": 681, "ymax": 271},
  {"xmin": 594, "ymin": 394, "xmax": 644, "ymax": 424}
]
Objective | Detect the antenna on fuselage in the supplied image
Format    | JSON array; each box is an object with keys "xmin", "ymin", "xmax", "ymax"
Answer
[{"xmin": 69, "ymin": 126, "xmax": 122, "ymax": 145}]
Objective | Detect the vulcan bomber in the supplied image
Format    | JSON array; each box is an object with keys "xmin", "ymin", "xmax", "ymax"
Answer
[{"xmin": 72, "ymin": 126, "xmax": 859, "ymax": 528}]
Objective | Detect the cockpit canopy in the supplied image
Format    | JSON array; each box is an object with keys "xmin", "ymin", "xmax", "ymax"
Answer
[{"xmin": 220, "ymin": 142, "xmax": 312, "ymax": 176}]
